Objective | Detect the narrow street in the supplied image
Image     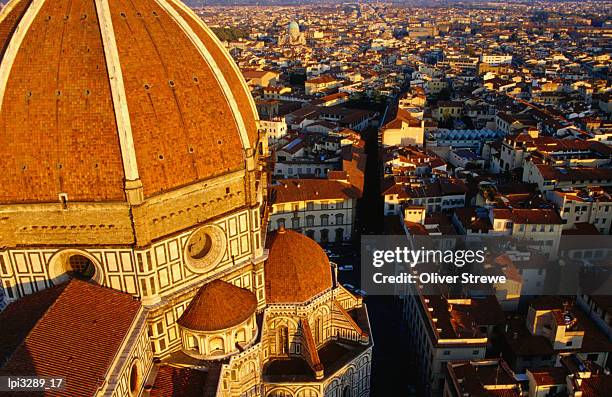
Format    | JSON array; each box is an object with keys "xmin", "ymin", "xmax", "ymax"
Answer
[{"xmin": 337, "ymin": 125, "xmax": 417, "ymax": 396}]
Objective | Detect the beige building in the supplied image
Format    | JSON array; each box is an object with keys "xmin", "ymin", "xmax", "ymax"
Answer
[
  {"xmin": 403, "ymin": 292, "xmax": 503, "ymax": 396},
  {"xmin": 305, "ymin": 76, "xmax": 341, "ymax": 95},
  {"xmin": 0, "ymin": 1, "xmax": 372, "ymax": 396},
  {"xmin": 491, "ymin": 208, "xmax": 563, "ymax": 258},
  {"xmin": 546, "ymin": 187, "xmax": 612, "ymax": 234},
  {"xmin": 243, "ymin": 70, "xmax": 280, "ymax": 88},
  {"xmin": 269, "ymin": 179, "xmax": 360, "ymax": 244},
  {"xmin": 381, "ymin": 108, "xmax": 425, "ymax": 147}
]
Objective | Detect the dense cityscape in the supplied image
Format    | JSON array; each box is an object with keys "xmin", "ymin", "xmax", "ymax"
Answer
[{"xmin": 0, "ymin": 0, "xmax": 610, "ymax": 396}]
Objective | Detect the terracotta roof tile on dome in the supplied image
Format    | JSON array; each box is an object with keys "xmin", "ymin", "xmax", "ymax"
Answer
[
  {"xmin": 178, "ymin": 279, "xmax": 257, "ymax": 332},
  {"xmin": 0, "ymin": 0, "xmax": 259, "ymax": 204},
  {"xmin": 0, "ymin": 279, "xmax": 141, "ymax": 397},
  {"xmin": 166, "ymin": 0, "xmax": 258, "ymax": 146},
  {"xmin": 265, "ymin": 228, "xmax": 333, "ymax": 304}
]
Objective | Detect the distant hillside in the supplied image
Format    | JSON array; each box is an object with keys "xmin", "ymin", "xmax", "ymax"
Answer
[{"xmin": 210, "ymin": 26, "xmax": 250, "ymax": 41}]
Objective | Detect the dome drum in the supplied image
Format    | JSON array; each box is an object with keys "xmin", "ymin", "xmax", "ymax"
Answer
[
  {"xmin": 179, "ymin": 314, "xmax": 258, "ymax": 360},
  {"xmin": 177, "ymin": 279, "xmax": 259, "ymax": 358}
]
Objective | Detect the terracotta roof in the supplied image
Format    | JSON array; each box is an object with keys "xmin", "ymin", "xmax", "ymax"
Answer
[
  {"xmin": 493, "ymin": 208, "xmax": 563, "ymax": 224},
  {"xmin": 265, "ymin": 228, "xmax": 332, "ymax": 303},
  {"xmin": 0, "ymin": 0, "xmax": 257, "ymax": 204},
  {"xmin": 575, "ymin": 373, "xmax": 612, "ymax": 397},
  {"xmin": 0, "ymin": 279, "xmax": 141, "ymax": 397},
  {"xmin": 306, "ymin": 75, "xmax": 337, "ymax": 84},
  {"xmin": 536, "ymin": 165, "xmax": 612, "ymax": 183},
  {"xmin": 529, "ymin": 367, "xmax": 568, "ymax": 386},
  {"xmin": 149, "ymin": 366, "xmax": 212, "ymax": 397},
  {"xmin": 0, "ymin": 282, "xmax": 67, "ymax": 363},
  {"xmin": 270, "ymin": 179, "xmax": 361, "ymax": 204},
  {"xmin": 178, "ymin": 279, "xmax": 257, "ymax": 332}
]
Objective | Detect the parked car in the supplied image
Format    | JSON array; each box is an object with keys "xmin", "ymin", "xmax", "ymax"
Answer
[
  {"xmin": 354, "ymin": 289, "xmax": 367, "ymax": 296},
  {"xmin": 338, "ymin": 265, "xmax": 354, "ymax": 271},
  {"xmin": 328, "ymin": 253, "xmax": 340, "ymax": 259},
  {"xmin": 343, "ymin": 283, "xmax": 355, "ymax": 291}
]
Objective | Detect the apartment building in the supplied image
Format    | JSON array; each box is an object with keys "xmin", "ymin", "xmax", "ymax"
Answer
[
  {"xmin": 480, "ymin": 54, "xmax": 513, "ymax": 65},
  {"xmin": 491, "ymin": 208, "xmax": 563, "ymax": 258},
  {"xmin": 547, "ymin": 187, "xmax": 612, "ymax": 234},
  {"xmin": 268, "ymin": 179, "xmax": 360, "ymax": 243},
  {"xmin": 383, "ymin": 178, "xmax": 468, "ymax": 216},
  {"xmin": 523, "ymin": 163, "xmax": 612, "ymax": 192},
  {"xmin": 500, "ymin": 297, "xmax": 612, "ymax": 373},
  {"xmin": 381, "ymin": 107, "xmax": 425, "ymax": 147},
  {"xmin": 261, "ymin": 117, "xmax": 288, "ymax": 146},
  {"xmin": 444, "ymin": 359, "xmax": 521, "ymax": 397},
  {"xmin": 305, "ymin": 75, "xmax": 341, "ymax": 95},
  {"xmin": 403, "ymin": 293, "xmax": 504, "ymax": 395}
]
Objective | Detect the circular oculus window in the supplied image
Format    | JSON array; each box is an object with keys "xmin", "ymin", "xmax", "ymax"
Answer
[{"xmin": 184, "ymin": 225, "xmax": 227, "ymax": 272}]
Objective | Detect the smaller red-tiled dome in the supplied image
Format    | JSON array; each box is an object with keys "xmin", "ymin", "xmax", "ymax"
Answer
[
  {"xmin": 265, "ymin": 228, "xmax": 333, "ymax": 303},
  {"xmin": 178, "ymin": 279, "xmax": 257, "ymax": 332}
]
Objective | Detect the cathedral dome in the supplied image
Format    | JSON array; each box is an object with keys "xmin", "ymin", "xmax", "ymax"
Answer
[
  {"xmin": 288, "ymin": 20, "xmax": 300, "ymax": 38},
  {"xmin": 178, "ymin": 279, "xmax": 257, "ymax": 332},
  {"xmin": 0, "ymin": 0, "xmax": 259, "ymax": 204},
  {"xmin": 264, "ymin": 228, "xmax": 333, "ymax": 304}
]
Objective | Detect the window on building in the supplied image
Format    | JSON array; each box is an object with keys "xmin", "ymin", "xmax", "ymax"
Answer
[
  {"xmin": 306, "ymin": 215, "xmax": 315, "ymax": 227},
  {"xmin": 335, "ymin": 228, "xmax": 344, "ymax": 242},
  {"xmin": 292, "ymin": 217, "xmax": 300, "ymax": 229},
  {"xmin": 321, "ymin": 229, "xmax": 329, "ymax": 243},
  {"xmin": 321, "ymin": 202, "xmax": 329, "ymax": 210},
  {"xmin": 335, "ymin": 213, "xmax": 344, "ymax": 225},
  {"xmin": 277, "ymin": 218, "xmax": 285, "ymax": 229},
  {"xmin": 66, "ymin": 254, "xmax": 96, "ymax": 280},
  {"xmin": 278, "ymin": 326, "xmax": 289, "ymax": 354},
  {"xmin": 129, "ymin": 362, "xmax": 139, "ymax": 396},
  {"xmin": 321, "ymin": 215, "xmax": 329, "ymax": 226},
  {"xmin": 306, "ymin": 202, "xmax": 314, "ymax": 211}
]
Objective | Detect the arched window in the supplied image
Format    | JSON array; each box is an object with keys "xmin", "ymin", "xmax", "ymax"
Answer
[
  {"xmin": 190, "ymin": 336, "xmax": 199, "ymax": 352},
  {"xmin": 209, "ymin": 337, "xmax": 224, "ymax": 355},
  {"xmin": 320, "ymin": 229, "xmax": 329, "ymax": 243},
  {"xmin": 314, "ymin": 317, "xmax": 323, "ymax": 344},
  {"xmin": 320, "ymin": 214, "xmax": 329, "ymax": 226},
  {"xmin": 335, "ymin": 228, "xmax": 344, "ymax": 242},
  {"xmin": 278, "ymin": 326, "xmax": 289, "ymax": 354},
  {"xmin": 235, "ymin": 328, "xmax": 246, "ymax": 344},
  {"xmin": 269, "ymin": 390, "xmax": 292, "ymax": 397},
  {"xmin": 277, "ymin": 218, "xmax": 286, "ymax": 229},
  {"xmin": 306, "ymin": 215, "xmax": 315, "ymax": 227},
  {"xmin": 66, "ymin": 254, "xmax": 95, "ymax": 280},
  {"xmin": 335, "ymin": 213, "xmax": 344, "ymax": 225},
  {"xmin": 343, "ymin": 386, "xmax": 351, "ymax": 397},
  {"xmin": 297, "ymin": 389, "xmax": 318, "ymax": 397}
]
